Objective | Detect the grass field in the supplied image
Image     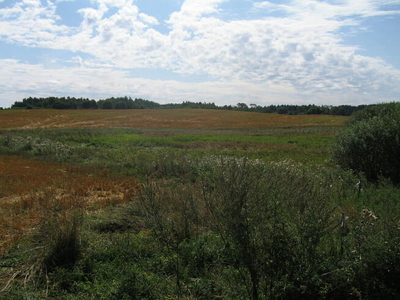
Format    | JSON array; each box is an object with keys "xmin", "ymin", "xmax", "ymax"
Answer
[{"xmin": 1, "ymin": 109, "xmax": 399, "ymax": 299}]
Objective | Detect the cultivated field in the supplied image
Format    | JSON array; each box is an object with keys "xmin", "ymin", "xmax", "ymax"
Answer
[
  {"xmin": 0, "ymin": 109, "xmax": 347, "ymax": 129},
  {"xmin": 0, "ymin": 109, "xmax": 398, "ymax": 299}
]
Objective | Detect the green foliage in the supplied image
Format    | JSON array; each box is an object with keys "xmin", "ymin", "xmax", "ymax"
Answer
[
  {"xmin": 115, "ymin": 101, "xmax": 127, "ymax": 109},
  {"xmin": 332, "ymin": 102, "xmax": 400, "ymax": 184},
  {"xmin": 349, "ymin": 102, "xmax": 397, "ymax": 123},
  {"xmin": 2, "ymin": 155, "xmax": 400, "ymax": 299},
  {"xmin": 129, "ymin": 157, "xmax": 399, "ymax": 299},
  {"xmin": 2, "ymin": 122, "xmax": 400, "ymax": 299},
  {"xmin": 101, "ymin": 100, "xmax": 113, "ymax": 109}
]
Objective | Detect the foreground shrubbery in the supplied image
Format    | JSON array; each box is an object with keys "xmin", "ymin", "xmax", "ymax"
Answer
[{"xmin": 1, "ymin": 154, "xmax": 399, "ymax": 299}]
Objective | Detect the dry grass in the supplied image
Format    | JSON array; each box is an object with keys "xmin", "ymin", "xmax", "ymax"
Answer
[
  {"xmin": 0, "ymin": 156, "xmax": 140, "ymax": 254},
  {"xmin": 0, "ymin": 109, "xmax": 348, "ymax": 130}
]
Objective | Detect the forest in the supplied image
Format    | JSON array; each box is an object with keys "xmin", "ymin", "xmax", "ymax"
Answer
[{"xmin": 10, "ymin": 96, "xmax": 367, "ymax": 116}]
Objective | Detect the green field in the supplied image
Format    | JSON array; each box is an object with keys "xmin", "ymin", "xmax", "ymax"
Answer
[{"xmin": 0, "ymin": 110, "xmax": 399, "ymax": 299}]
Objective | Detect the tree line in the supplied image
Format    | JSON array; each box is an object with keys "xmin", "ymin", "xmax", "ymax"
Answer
[
  {"xmin": 11, "ymin": 96, "xmax": 370, "ymax": 116},
  {"xmin": 11, "ymin": 96, "xmax": 160, "ymax": 110}
]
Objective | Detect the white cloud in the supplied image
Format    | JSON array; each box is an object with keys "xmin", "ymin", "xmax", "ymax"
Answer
[
  {"xmin": 94, "ymin": 0, "xmax": 131, "ymax": 8},
  {"xmin": 0, "ymin": 0, "xmax": 71, "ymax": 46},
  {"xmin": 0, "ymin": 0, "xmax": 400, "ymax": 107},
  {"xmin": 78, "ymin": 7, "xmax": 105, "ymax": 28},
  {"xmin": 139, "ymin": 13, "xmax": 159, "ymax": 25},
  {"xmin": 254, "ymin": 0, "xmax": 400, "ymax": 19},
  {"xmin": 1, "ymin": 58, "xmax": 397, "ymax": 109}
]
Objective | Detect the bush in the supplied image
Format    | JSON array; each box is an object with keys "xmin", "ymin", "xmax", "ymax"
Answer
[
  {"xmin": 332, "ymin": 102, "xmax": 400, "ymax": 184},
  {"xmin": 134, "ymin": 157, "xmax": 355, "ymax": 299}
]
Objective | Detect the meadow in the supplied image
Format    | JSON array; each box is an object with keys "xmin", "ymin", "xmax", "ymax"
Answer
[{"xmin": 0, "ymin": 109, "xmax": 398, "ymax": 299}]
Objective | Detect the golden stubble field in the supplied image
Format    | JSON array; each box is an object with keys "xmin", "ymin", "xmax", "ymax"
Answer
[{"xmin": 0, "ymin": 109, "xmax": 348, "ymax": 130}]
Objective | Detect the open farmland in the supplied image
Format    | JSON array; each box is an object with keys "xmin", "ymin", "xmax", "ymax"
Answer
[
  {"xmin": 1, "ymin": 109, "xmax": 399, "ymax": 300},
  {"xmin": 0, "ymin": 109, "xmax": 347, "ymax": 129},
  {"xmin": 0, "ymin": 109, "xmax": 347, "ymax": 165}
]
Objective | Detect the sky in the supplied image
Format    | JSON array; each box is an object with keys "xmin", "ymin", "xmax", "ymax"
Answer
[{"xmin": 1, "ymin": 0, "xmax": 400, "ymax": 108}]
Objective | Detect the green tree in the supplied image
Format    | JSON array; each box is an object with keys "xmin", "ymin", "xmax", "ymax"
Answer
[
  {"xmin": 276, "ymin": 106, "xmax": 288, "ymax": 114},
  {"xmin": 102, "ymin": 100, "xmax": 113, "ymax": 109},
  {"xmin": 115, "ymin": 101, "xmax": 127, "ymax": 109},
  {"xmin": 81, "ymin": 100, "xmax": 92, "ymax": 109},
  {"xmin": 332, "ymin": 102, "xmax": 400, "ymax": 184},
  {"xmin": 236, "ymin": 103, "xmax": 249, "ymax": 110}
]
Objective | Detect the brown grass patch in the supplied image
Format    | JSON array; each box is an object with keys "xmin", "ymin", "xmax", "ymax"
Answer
[
  {"xmin": 0, "ymin": 156, "xmax": 140, "ymax": 254},
  {"xmin": 0, "ymin": 109, "xmax": 348, "ymax": 130}
]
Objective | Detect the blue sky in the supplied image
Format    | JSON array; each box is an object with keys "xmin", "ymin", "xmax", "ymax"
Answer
[{"xmin": 1, "ymin": 0, "xmax": 400, "ymax": 108}]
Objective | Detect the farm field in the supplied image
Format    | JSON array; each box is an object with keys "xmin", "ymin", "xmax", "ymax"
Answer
[
  {"xmin": 0, "ymin": 109, "xmax": 347, "ymax": 129},
  {"xmin": 0, "ymin": 109, "xmax": 347, "ymax": 166},
  {"xmin": 0, "ymin": 109, "xmax": 399, "ymax": 299}
]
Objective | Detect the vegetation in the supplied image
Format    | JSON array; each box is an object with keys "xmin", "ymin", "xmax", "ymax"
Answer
[
  {"xmin": 0, "ymin": 108, "xmax": 399, "ymax": 299},
  {"xmin": 332, "ymin": 102, "xmax": 400, "ymax": 184},
  {"xmin": 11, "ymin": 96, "xmax": 368, "ymax": 116},
  {"xmin": 11, "ymin": 96, "xmax": 159, "ymax": 110}
]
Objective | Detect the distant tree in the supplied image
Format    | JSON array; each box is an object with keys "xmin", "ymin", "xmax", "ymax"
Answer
[
  {"xmin": 115, "ymin": 101, "xmax": 127, "ymax": 109},
  {"xmin": 53, "ymin": 102, "xmax": 71, "ymax": 109},
  {"xmin": 11, "ymin": 101, "xmax": 27, "ymax": 109},
  {"xmin": 276, "ymin": 107, "xmax": 288, "ymax": 114},
  {"xmin": 307, "ymin": 106, "xmax": 322, "ymax": 114},
  {"xmin": 82, "ymin": 100, "xmax": 92, "ymax": 109},
  {"xmin": 126, "ymin": 99, "xmax": 134, "ymax": 109},
  {"xmin": 264, "ymin": 105, "xmax": 276, "ymax": 113},
  {"xmin": 236, "ymin": 103, "xmax": 249, "ymax": 110},
  {"xmin": 90, "ymin": 100, "xmax": 98, "ymax": 109},
  {"xmin": 102, "ymin": 101, "xmax": 113, "ymax": 109}
]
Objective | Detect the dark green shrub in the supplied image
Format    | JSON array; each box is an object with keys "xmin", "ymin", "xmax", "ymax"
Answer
[{"xmin": 332, "ymin": 102, "xmax": 400, "ymax": 184}]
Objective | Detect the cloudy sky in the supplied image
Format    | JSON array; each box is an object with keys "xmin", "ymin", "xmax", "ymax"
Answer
[{"xmin": 1, "ymin": 0, "xmax": 400, "ymax": 108}]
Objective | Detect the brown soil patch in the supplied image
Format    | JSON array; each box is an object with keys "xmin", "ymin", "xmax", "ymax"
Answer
[{"xmin": 0, "ymin": 156, "xmax": 140, "ymax": 254}]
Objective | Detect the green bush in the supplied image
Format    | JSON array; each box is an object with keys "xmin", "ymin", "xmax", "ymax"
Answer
[{"xmin": 332, "ymin": 102, "xmax": 400, "ymax": 184}]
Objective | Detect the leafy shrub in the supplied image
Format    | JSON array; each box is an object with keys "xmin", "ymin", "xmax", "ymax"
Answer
[
  {"xmin": 332, "ymin": 102, "xmax": 400, "ymax": 184},
  {"xmin": 134, "ymin": 157, "xmax": 357, "ymax": 298}
]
